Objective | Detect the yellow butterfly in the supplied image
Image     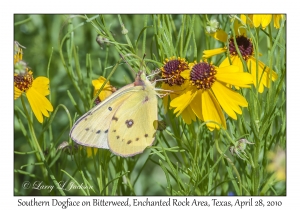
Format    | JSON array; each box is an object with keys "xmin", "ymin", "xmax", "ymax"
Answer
[{"xmin": 70, "ymin": 70, "xmax": 158, "ymax": 157}]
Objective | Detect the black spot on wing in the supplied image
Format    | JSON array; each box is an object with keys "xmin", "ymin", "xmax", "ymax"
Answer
[
  {"xmin": 105, "ymin": 129, "xmax": 108, "ymax": 133},
  {"xmin": 127, "ymin": 140, "xmax": 132, "ymax": 144},
  {"xmin": 85, "ymin": 128, "xmax": 89, "ymax": 131},
  {"xmin": 96, "ymin": 130, "xmax": 101, "ymax": 134},
  {"xmin": 125, "ymin": 119, "xmax": 134, "ymax": 128},
  {"xmin": 108, "ymin": 107, "xmax": 112, "ymax": 111},
  {"xmin": 145, "ymin": 134, "xmax": 148, "ymax": 137}
]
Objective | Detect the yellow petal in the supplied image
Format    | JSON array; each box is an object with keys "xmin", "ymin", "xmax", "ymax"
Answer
[
  {"xmin": 170, "ymin": 88, "xmax": 197, "ymax": 116},
  {"xmin": 252, "ymin": 15, "xmax": 272, "ymax": 29},
  {"xmin": 86, "ymin": 147, "xmax": 98, "ymax": 157},
  {"xmin": 240, "ymin": 15, "xmax": 247, "ymax": 25},
  {"xmin": 234, "ymin": 19, "xmax": 246, "ymax": 36},
  {"xmin": 99, "ymin": 90, "xmax": 113, "ymax": 101},
  {"xmin": 14, "ymin": 86, "xmax": 23, "ymax": 100},
  {"xmin": 92, "ymin": 76, "xmax": 114, "ymax": 101},
  {"xmin": 162, "ymin": 82, "xmax": 186, "ymax": 98},
  {"xmin": 242, "ymin": 14, "xmax": 254, "ymax": 27},
  {"xmin": 212, "ymin": 81, "xmax": 248, "ymax": 120},
  {"xmin": 252, "ymin": 15, "xmax": 262, "ymax": 28},
  {"xmin": 92, "ymin": 76, "xmax": 110, "ymax": 89},
  {"xmin": 180, "ymin": 70, "xmax": 191, "ymax": 80},
  {"xmin": 248, "ymin": 59, "xmax": 264, "ymax": 92},
  {"xmin": 217, "ymin": 64, "xmax": 239, "ymax": 73},
  {"xmin": 26, "ymin": 88, "xmax": 43, "ymax": 123},
  {"xmin": 216, "ymin": 69, "xmax": 253, "ymax": 88},
  {"xmin": 219, "ymin": 56, "xmax": 244, "ymax": 73},
  {"xmin": 190, "ymin": 90, "xmax": 204, "ymax": 121},
  {"xmin": 257, "ymin": 59, "xmax": 278, "ymax": 81},
  {"xmin": 209, "ymin": 29, "xmax": 228, "ymax": 43},
  {"xmin": 202, "ymin": 90, "xmax": 226, "ymax": 130},
  {"xmin": 260, "ymin": 15, "xmax": 272, "ymax": 29},
  {"xmin": 181, "ymin": 106, "xmax": 197, "ymax": 124},
  {"xmin": 273, "ymin": 14, "xmax": 284, "ymax": 29},
  {"xmin": 231, "ymin": 56, "xmax": 245, "ymax": 72},
  {"xmin": 247, "ymin": 58, "xmax": 278, "ymax": 93},
  {"xmin": 203, "ymin": 48, "xmax": 227, "ymax": 59},
  {"xmin": 256, "ymin": 61, "xmax": 277, "ymax": 90},
  {"xmin": 219, "ymin": 57, "xmax": 232, "ymax": 68},
  {"xmin": 32, "ymin": 77, "xmax": 50, "ymax": 96},
  {"xmin": 26, "ymin": 87, "xmax": 53, "ymax": 123}
]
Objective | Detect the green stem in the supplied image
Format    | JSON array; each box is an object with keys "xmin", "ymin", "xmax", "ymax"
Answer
[
  {"xmin": 20, "ymin": 95, "xmax": 66, "ymax": 195},
  {"xmin": 260, "ymin": 173, "xmax": 277, "ymax": 195},
  {"xmin": 215, "ymin": 137, "xmax": 242, "ymax": 195}
]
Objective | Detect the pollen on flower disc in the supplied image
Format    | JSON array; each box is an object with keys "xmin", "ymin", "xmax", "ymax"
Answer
[{"xmin": 190, "ymin": 62, "xmax": 217, "ymax": 90}]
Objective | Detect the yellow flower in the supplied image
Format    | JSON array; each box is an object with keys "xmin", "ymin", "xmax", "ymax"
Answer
[
  {"xmin": 86, "ymin": 76, "xmax": 116, "ymax": 157},
  {"xmin": 170, "ymin": 60, "xmax": 253, "ymax": 130},
  {"xmin": 160, "ymin": 56, "xmax": 190, "ymax": 116},
  {"xmin": 92, "ymin": 76, "xmax": 116, "ymax": 105},
  {"xmin": 267, "ymin": 147, "xmax": 286, "ymax": 181},
  {"xmin": 14, "ymin": 43, "xmax": 53, "ymax": 124},
  {"xmin": 203, "ymin": 22, "xmax": 278, "ymax": 93},
  {"xmin": 241, "ymin": 14, "xmax": 285, "ymax": 29}
]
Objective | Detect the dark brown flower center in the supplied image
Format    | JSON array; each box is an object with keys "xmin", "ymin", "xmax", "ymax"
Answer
[
  {"xmin": 229, "ymin": 35, "xmax": 253, "ymax": 61},
  {"xmin": 14, "ymin": 70, "xmax": 33, "ymax": 92},
  {"xmin": 161, "ymin": 58, "xmax": 189, "ymax": 86},
  {"xmin": 94, "ymin": 97, "xmax": 101, "ymax": 105},
  {"xmin": 190, "ymin": 62, "xmax": 217, "ymax": 90}
]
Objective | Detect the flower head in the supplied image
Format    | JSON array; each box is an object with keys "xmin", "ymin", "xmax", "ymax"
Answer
[
  {"xmin": 92, "ymin": 76, "xmax": 116, "ymax": 105},
  {"xmin": 203, "ymin": 20, "xmax": 278, "ymax": 93},
  {"xmin": 14, "ymin": 41, "xmax": 53, "ymax": 123},
  {"xmin": 161, "ymin": 56, "xmax": 189, "ymax": 87},
  {"xmin": 160, "ymin": 57, "xmax": 190, "ymax": 114},
  {"xmin": 170, "ymin": 60, "xmax": 253, "ymax": 130},
  {"xmin": 206, "ymin": 19, "xmax": 220, "ymax": 34}
]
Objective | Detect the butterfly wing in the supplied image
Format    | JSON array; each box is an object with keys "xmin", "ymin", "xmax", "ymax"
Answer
[
  {"xmin": 70, "ymin": 83, "xmax": 143, "ymax": 149},
  {"xmin": 108, "ymin": 79, "xmax": 158, "ymax": 157}
]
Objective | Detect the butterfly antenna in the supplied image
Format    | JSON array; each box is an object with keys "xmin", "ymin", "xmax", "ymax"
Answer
[
  {"xmin": 119, "ymin": 53, "xmax": 136, "ymax": 75},
  {"xmin": 139, "ymin": 53, "xmax": 146, "ymax": 70}
]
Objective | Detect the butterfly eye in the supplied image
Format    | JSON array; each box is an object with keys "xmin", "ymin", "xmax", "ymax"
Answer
[{"xmin": 108, "ymin": 107, "xmax": 112, "ymax": 111}]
